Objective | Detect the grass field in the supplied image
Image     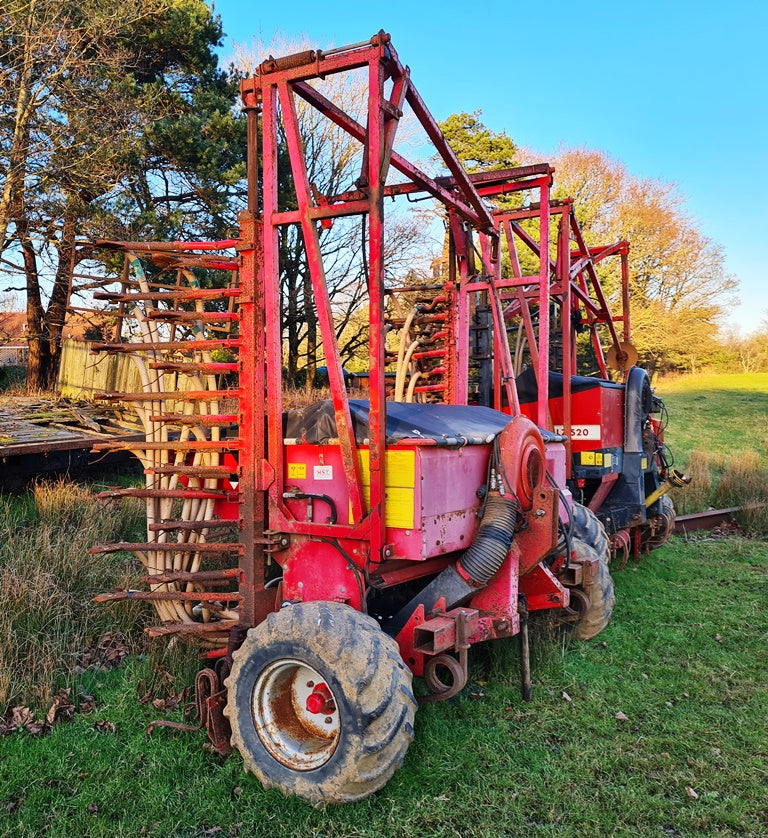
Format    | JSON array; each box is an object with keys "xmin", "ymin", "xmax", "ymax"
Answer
[
  {"xmin": 657, "ymin": 373, "xmax": 768, "ymax": 522},
  {"xmin": 658, "ymin": 373, "xmax": 768, "ymax": 468},
  {"xmin": 1, "ymin": 373, "xmax": 767, "ymax": 835},
  {"xmin": 1, "ymin": 536, "xmax": 766, "ymax": 836}
]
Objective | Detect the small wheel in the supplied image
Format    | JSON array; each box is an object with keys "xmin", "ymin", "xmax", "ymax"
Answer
[
  {"xmin": 643, "ymin": 494, "xmax": 676, "ymax": 550},
  {"xmin": 572, "ymin": 537, "xmax": 615, "ymax": 641},
  {"xmin": 224, "ymin": 601, "xmax": 416, "ymax": 804},
  {"xmin": 571, "ymin": 502, "xmax": 610, "ymax": 560},
  {"xmin": 563, "ymin": 586, "xmax": 591, "ymax": 619}
]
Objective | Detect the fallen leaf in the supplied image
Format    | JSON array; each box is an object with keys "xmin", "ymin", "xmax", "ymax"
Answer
[
  {"xmin": 10, "ymin": 706, "xmax": 35, "ymax": 729},
  {"xmin": 615, "ymin": 711, "xmax": 629, "ymax": 722},
  {"xmin": 711, "ymin": 747, "xmax": 721, "ymax": 757},
  {"xmin": 561, "ymin": 691, "xmax": 572, "ymax": 702},
  {"xmin": 685, "ymin": 786, "xmax": 699, "ymax": 799},
  {"xmin": 715, "ymin": 634, "xmax": 723, "ymax": 643},
  {"xmin": 94, "ymin": 720, "xmax": 115, "ymax": 734},
  {"xmin": 87, "ymin": 802, "xmax": 99, "ymax": 814},
  {"xmin": 46, "ymin": 689, "xmax": 75, "ymax": 727}
]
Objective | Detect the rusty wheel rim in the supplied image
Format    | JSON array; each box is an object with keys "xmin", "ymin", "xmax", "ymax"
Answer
[{"xmin": 252, "ymin": 659, "xmax": 340, "ymax": 770}]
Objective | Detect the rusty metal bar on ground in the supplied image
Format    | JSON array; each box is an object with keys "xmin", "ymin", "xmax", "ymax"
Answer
[{"xmin": 673, "ymin": 507, "xmax": 743, "ymax": 534}]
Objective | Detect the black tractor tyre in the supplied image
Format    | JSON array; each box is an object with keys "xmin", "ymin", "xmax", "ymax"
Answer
[
  {"xmin": 224, "ymin": 601, "xmax": 417, "ymax": 805},
  {"xmin": 643, "ymin": 494, "xmax": 676, "ymax": 551},
  {"xmin": 571, "ymin": 502, "xmax": 611, "ymax": 561},
  {"xmin": 572, "ymin": 537, "xmax": 615, "ymax": 641}
]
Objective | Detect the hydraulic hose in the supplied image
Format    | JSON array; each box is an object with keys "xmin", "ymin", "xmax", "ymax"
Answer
[
  {"xmin": 385, "ymin": 415, "xmax": 542, "ymax": 638},
  {"xmin": 386, "ymin": 492, "xmax": 519, "ymax": 637},
  {"xmin": 457, "ymin": 494, "xmax": 518, "ymax": 585}
]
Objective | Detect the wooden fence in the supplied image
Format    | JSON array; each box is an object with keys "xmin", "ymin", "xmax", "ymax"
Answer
[
  {"xmin": 58, "ymin": 340, "xmax": 143, "ymax": 399},
  {"xmin": 57, "ymin": 339, "xmax": 228, "ymax": 406}
]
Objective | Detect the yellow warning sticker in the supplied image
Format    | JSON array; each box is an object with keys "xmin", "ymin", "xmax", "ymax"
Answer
[
  {"xmin": 288, "ymin": 462, "xmax": 307, "ymax": 480},
  {"xmin": 581, "ymin": 452, "xmax": 595, "ymax": 466},
  {"xmin": 595, "ymin": 453, "xmax": 603, "ymax": 466},
  {"xmin": 604, "ymin": 453, "xmax": 612, "ymax": 468}
]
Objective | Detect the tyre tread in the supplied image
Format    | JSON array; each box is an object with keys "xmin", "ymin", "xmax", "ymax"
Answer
[{"xmin": 224, "ymin": 600, "xmax": 415, "ymax": 804}]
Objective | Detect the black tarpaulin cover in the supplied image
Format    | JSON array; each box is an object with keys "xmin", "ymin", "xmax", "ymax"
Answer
[{"xmin": 283, "ymin": 400, "xmax": 512, "ymax": 446}]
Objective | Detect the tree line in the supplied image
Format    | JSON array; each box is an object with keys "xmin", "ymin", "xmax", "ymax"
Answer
[{"xmin": 0, "ymin": 7, "xmax": 750, "ymax": 390}]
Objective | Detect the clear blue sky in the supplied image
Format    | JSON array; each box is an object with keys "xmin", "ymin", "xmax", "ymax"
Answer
[{"xmin": 210, "ymin": 0, "xmax": 767, "ymax": 334}]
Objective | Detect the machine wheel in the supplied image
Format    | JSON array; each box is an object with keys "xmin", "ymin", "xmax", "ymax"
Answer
[
  {"xmin": 643, "ymin": 494, "xmax": 676, "ymax": 551},
  {"xmin": 224, "ymin": 600, "xmax": 416, "ymax": 804},
  {"xmin": 572, "ymin": 538, "xmax": 615, "ymax": 641},
  {"xmin": 571, "ymin": 502, "xmax": 610, "ymax": 561}
]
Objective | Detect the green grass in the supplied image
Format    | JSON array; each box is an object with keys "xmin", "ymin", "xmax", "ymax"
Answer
[
  {"xmin": 657, "ymin": 373, "xmax": 768, "ymax": 524},
  {"xmin": 2, "ymin": 374, "xmax": 767, "ymax": 833},
  {"xmin": 657, "ymin": 373, "xmax": 768, "ymax": 467},
  {"xmin": 2, "ymin": 537, "xmax": 766, "ymax": 836}
]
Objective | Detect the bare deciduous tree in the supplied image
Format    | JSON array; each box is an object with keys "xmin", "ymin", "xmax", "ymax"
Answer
[{"xmin": 233, "ymin": 38, "xmax": 437, "ymax": 387}]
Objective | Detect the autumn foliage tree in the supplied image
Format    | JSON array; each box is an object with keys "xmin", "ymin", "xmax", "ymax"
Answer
[{"xmin": 546, "ymin": 147, "xmax": 736, "ymax": 376}]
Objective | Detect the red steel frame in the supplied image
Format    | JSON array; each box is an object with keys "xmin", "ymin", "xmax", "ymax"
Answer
[
  {"xmin": 236, "ymin": 33, "xmax": 505, "ymax": 631},
  {"xmin": 390, "ymin": 163, "xmax": 633, "ymax": 478},
  {"xmin": 476, "ymin": 186, "xmax": 632, "ymax": 477}
]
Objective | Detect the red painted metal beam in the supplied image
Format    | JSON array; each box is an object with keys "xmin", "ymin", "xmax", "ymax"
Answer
[{"xmin": 290, "ymin": 80, "xmax": 490, "ymax": 231}]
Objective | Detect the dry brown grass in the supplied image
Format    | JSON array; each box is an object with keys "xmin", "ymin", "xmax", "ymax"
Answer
[
  {"xmin": 716, "ymin": 452, "xmax": 768, "ymax": 533},
  {"xmin": 281, "ymin": 385, "xmax": 369, "ymax": 411},
  {"xmin": 0, "ymin": 480, "xmax": 149, "ymax": 711},
  {"xmin": 672, "ymin": 449, "xmax": 714, "ymax": 515},
  {"xmin": 282, "ymin": 385, "xmax": 331, "ymax": 410}
]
